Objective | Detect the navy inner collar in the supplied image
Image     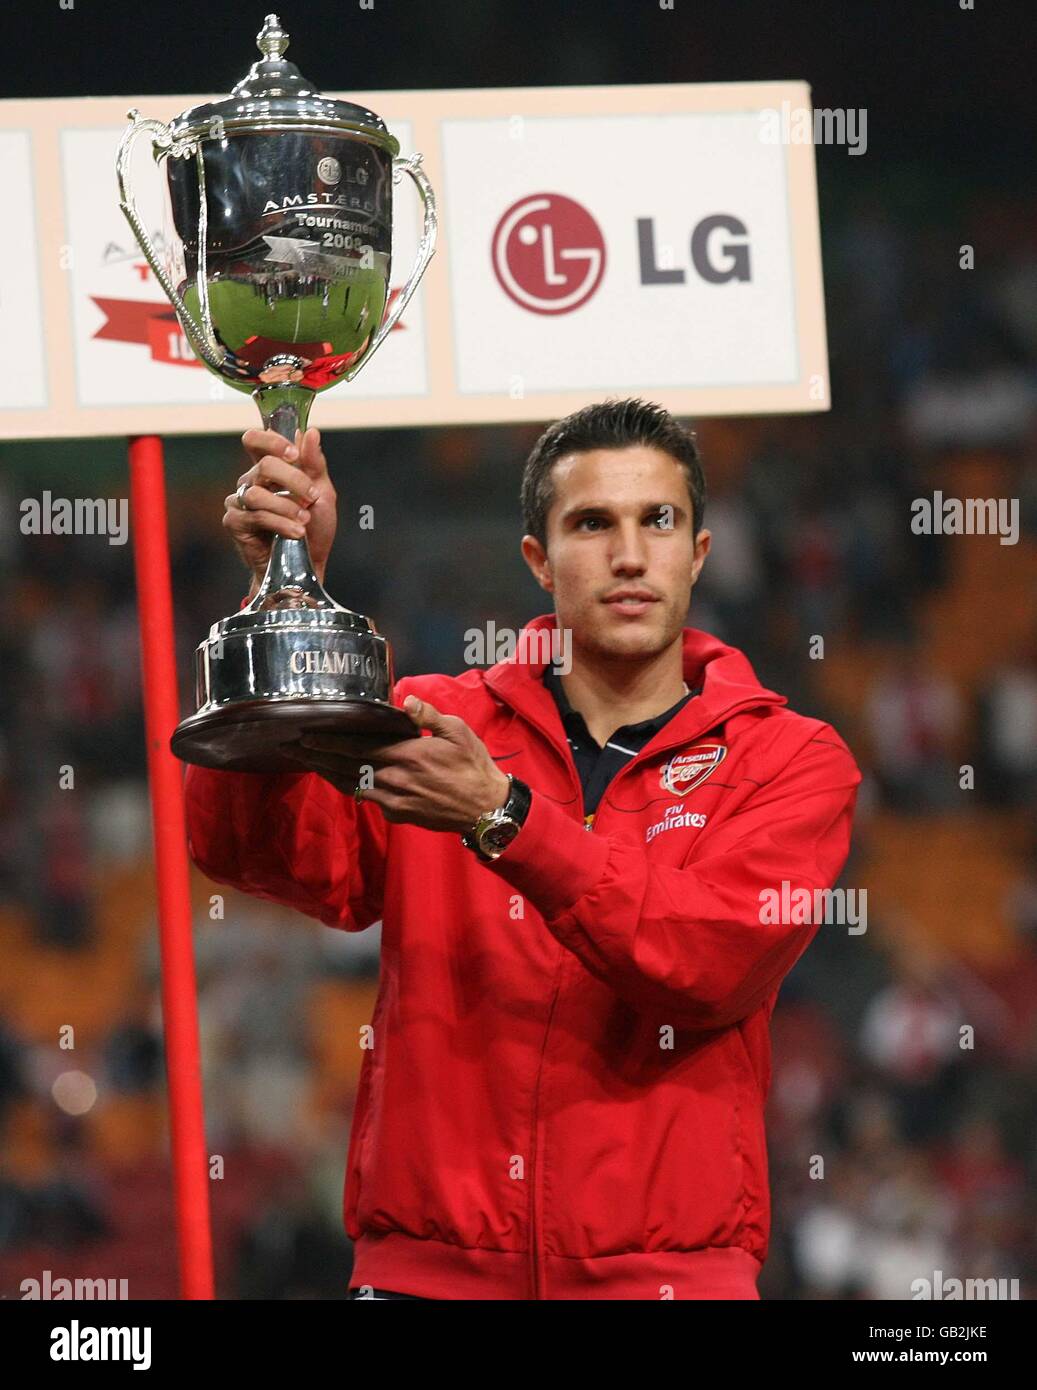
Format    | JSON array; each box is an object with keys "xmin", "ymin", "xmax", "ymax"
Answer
[{"xmin": 542, "ymin": 662, "xmax": 699, "ymax": 744}]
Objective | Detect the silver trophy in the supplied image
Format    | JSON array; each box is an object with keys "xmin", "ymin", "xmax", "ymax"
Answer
[{"xmin": 116, "ymin": 13, "xmax": 436, "ymax": 771}]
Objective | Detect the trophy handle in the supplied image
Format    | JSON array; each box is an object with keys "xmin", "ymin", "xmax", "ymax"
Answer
[
  {"xmin": 342, "ymin": 152, "xmax": 438, "ymax": 382},
  {"xmin": 115, "ymin": 109, "xmax": 227, "ymax": 374}
]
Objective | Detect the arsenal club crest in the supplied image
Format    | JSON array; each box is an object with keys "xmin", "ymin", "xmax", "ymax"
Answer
[{"xmin": 660, "ymin": 743, "xmax": 727, "ymax": 796}]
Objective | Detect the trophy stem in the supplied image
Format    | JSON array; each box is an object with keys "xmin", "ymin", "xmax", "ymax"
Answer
[{"xmin": 246, "ymin": 383, "xmax": 339, "ymax": 612}]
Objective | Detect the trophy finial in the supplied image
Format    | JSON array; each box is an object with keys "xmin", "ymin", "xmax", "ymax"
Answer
[{"xmin": 257, "ymin": 14, "xmax": 289, "ymax": 61}]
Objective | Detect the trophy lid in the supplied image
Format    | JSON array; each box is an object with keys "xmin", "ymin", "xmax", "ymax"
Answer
[{"xmin": 168, "ymin": 13, "xmax": 399, "ymax": 156}]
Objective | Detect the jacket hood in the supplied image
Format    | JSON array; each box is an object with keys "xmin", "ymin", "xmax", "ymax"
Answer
[{"xmin": 484, "ymin": 612, "xmax": 788, "ymax": 756}]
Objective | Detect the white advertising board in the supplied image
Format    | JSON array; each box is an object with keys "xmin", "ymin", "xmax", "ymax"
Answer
[{"xmin": 0, "ymin": 82, "xmax": 828, "ymax": 439}]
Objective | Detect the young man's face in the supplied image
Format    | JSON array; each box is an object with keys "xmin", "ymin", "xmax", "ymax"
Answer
[{"xmin": 521, "ymin": 445, "xmax": 711, "ymax": 663}]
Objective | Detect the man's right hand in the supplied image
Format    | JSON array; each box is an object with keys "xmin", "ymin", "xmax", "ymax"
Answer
[{"xmin": 223, "ymin": 426, "xmax": 338, "ymax": 595}]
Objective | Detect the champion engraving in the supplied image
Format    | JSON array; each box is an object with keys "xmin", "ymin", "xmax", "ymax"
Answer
[
  {"xmin": 289, "ymin": 650, "xmax": 377, "ymax": 677},
  {"xmin": 660, "ymin": 743, "xmax": 727, "ymax": 796}
]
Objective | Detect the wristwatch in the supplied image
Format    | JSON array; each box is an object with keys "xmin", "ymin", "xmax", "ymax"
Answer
[{"xmin": 461, "ymin": 774, "xmax": 532, "ymax": 862}]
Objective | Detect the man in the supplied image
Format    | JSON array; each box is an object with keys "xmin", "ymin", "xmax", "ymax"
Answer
[{"xmin": 185, "ymin": 397, "xmax": 861, "ymax": 1300}]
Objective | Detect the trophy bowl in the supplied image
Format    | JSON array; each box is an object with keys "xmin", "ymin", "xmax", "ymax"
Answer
[{"xmin": 116, "ymin": 13, "xmax": 436, "ymax": 771}]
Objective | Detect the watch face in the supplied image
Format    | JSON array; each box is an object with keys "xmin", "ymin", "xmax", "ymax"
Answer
[{"xmin": 482, "ymin": 820, "xmax": 518, "ymax": 856}]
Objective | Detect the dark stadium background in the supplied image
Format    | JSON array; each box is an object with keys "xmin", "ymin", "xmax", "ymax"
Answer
[{"xmin": 1, "ymin": 0, "xmax": 1034, "ymax": 1298}]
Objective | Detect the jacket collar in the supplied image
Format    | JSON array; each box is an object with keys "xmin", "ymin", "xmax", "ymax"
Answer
[
  {"xmin": 484, "ymin": 612, "xmax": 788, "ymax": 766},
  {"xmin": 543, "ymin": 658, "xmax": 696, "ymax": 745}
]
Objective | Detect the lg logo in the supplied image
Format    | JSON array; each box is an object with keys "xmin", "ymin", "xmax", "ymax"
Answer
[
  {"xmin": 491, "ymin": 193, "xmax": 606, "ymax": 315},
  {"xmin": 637, "ymin": 215, "xmax": 751, "ymax": 286},
  {"xmin": 491, "ymin": 194, "xmax": 751, "ymax": 315}
]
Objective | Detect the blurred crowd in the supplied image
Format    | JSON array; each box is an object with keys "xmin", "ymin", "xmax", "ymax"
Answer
[{"xmin": 1, "ymin": 169, "xmax": 1036, "ymax": 1299}]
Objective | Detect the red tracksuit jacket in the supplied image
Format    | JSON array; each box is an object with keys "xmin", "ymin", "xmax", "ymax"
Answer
[{"xmin": 184, "ymin": 613, "xmax": 861, "ymax": 1299}]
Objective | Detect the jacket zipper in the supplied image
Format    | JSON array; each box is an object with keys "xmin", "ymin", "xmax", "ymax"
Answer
[
  {"xmin": 528, "ymin": 955, "xmax": 565, "ymax": 1300},
  {"xmin": 522, "ymin": 692, "xmax": 775, "ymax": 1297},
  {"xmin": 527, "ymin": 735, "xmax": 583, "ymax": 1300}
]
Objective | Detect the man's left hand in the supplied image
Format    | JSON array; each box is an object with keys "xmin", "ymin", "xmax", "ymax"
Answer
[{"xmin": 284, "ymin": 694, "xmax": 511, "ymax": 833}]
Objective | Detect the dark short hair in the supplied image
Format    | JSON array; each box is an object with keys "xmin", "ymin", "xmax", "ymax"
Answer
[{"xmin": 520, "ymin": 397, "xmax": 706, "ymax": 549}]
